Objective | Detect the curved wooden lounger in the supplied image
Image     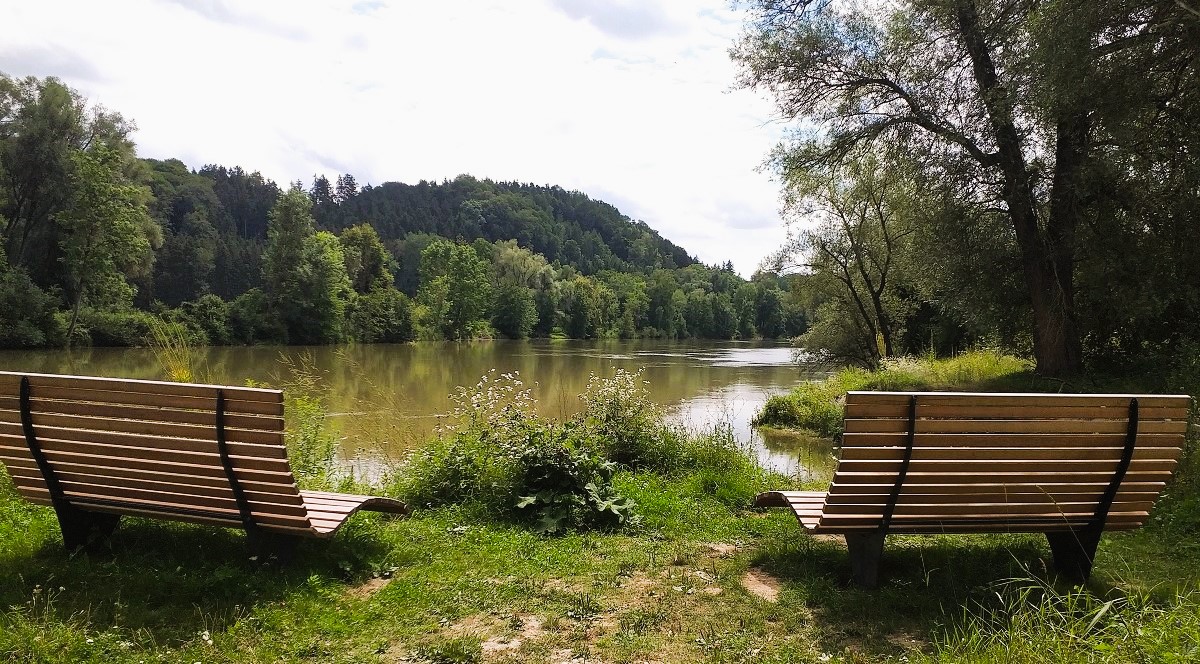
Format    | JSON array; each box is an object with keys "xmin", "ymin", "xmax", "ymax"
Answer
[
  {"xmin": 755, "ymin": 391, "xmax": 1192, "ymax": 587},
  {"xmin": 0, "ymin": 371, "xmax": 409, "ymax": 552}
]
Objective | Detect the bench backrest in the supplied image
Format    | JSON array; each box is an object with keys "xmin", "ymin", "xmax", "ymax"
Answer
[
  {"xmin": 0, "ymin": 371, "xmax": 314, "ymax": 534},
  {"xmin": 820, "ymin": 391, "xmax": 1192, "ymax": 534}
]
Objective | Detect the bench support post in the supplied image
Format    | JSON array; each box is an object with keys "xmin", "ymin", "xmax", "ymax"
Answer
[
  {"xmin": 1047, "ymin": 398, "xmax": 1139, "ymax": 583},
  {"xmin": 1045, "ymin": 527, "xmax": 1102, "ymax": 582},
  {"xmin": 849, "ymin": 395, "xmax": 917, "ymax": 588},
  {"xmin": 846, "ymin": 532, "xmax": 887, "ymax": 588},
  {"xmin": 19, "ymin": 376, "xmax": 121, "ymax": 551}
]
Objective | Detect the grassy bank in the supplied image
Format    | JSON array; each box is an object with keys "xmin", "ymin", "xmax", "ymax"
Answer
[{"xmin": 1, "ymin": 361, "xmax": 1198, "ymax": 662}]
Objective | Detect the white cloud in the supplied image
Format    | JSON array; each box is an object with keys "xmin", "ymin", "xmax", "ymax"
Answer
[{"xmin": 0, "ymin": 0, "xmax": 789, "ymax": 276}]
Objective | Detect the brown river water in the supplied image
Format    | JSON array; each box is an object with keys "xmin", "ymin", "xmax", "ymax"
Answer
[{"xmin": 0, "ymin": 340, "xmax": 836, "ymax": 477}]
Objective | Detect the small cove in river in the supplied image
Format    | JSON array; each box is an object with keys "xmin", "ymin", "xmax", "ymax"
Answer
[{"xmin": 0, "ymin": 339, "xmax": 837, "ymax": 477}]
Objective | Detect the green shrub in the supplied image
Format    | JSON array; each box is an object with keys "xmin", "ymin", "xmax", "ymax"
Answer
[
  {"xmin": 76, "ymin": 307, "xmax": 158, "ymax": 346},
  {"xmin": 0, "ymin": 266, "xmax": 63, "ymax": 348},
  {"xmin": 579, "ymin": 369, "xmax": 685, "ymax": 471},
  {"xmin": 345, "ymin": 287, "xmax": 415, "ymax": 343},
  {"xmin": 396, "ymin": 371, "xmax": 637, "ymax": 532},
  {"xmin": 229, "ymin": 288, "xmax": 286, "ymax": 344},
  {"xmin": 178, "ymin": 294, "xmax": 231, "ymax": 345}
]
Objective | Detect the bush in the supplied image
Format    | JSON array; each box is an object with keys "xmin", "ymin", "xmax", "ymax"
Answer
[
  {"xmin": 579, "ymin": 369, "xmax": 684, "ymax": 471},
  {"xmin": 396, "ymin": 371, "xmax": 637, "ymax": 532},
  {"xmin": 178, "ymin": 294, "xmax": 231, "ymax": 345},
  {"xmin": 229, "ymin": 288, "xmax": 286, "ymax": 344},
  {"xmin": 0, "ymin": 266, "xmax": 63, "ymax": 348},
  {"xmin": 345, "ymin": 287, "xmax": 415, "ymax": 343},
  {"xmin": 76, "ymin": 307, "xmax": 158, "ymax": 346}
]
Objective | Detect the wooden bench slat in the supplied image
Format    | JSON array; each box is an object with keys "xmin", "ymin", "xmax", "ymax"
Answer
[
  {"xmin": 10, "ymin": 474, "xmax": 309, "ymax": 517},
  {"xmin": 18, "ymin": 486, "xmax": 312, "ymax": 528},
  {"xmin": 0, "ymin": 371, "xmax": 282, "ymax": 403},
  {"xmin": 844, "ymin": 403, "xmax": 1189, "ymax": 420},
  {"xmin": 1, "ymin": 448, "xmax": 297, "ymax": 485},
  {"xmin": 0, "ymin": 396, "xmax": 283, "ymax": 431},
  {"xmin": 839, "ymin": 445, "xmax": 1181, "ymax": 462},
  {"xmin": 844, "ymin": 391, "xmax": 1191, "ymax": 408},
  {"xmin": 833, "ymin": 458, "xmax": 1178, "ymax": 474},
  {"xmin": 1, "ymin": 453, "xmax": 299, "ymax": 492},
  {"xmin": 0, "ymin": 434, "xmax": 292, "ymax": 470},
  {"xmin": 841, "ymin": 432, "xmax": 1183, "ymax": 448},
  {"xmin": 820, "ymin": 500, "xmax": 1155, "ymax": 517},
  {"xmin": 7, "ymin": 467, "xmax": 305, "ymax": 505},
  {"xmin": 830, "ymin": 470, "xmax": 1175, "ymax": 484},
  {"xmin": 823, "ymin": 490, "xmax": 1159, "ymax": 506},
  {"xmin": 844, "ymin": 418, "xmax": 1187, "ymax": 434},
  {"xmin": 826, "ymin": 481, "xmax": 1167, "ymax": 495},
  {"xmin": 18, "ymin": 384, "xmax": 283, "ymax": 416},
  {"xmin": 0, "ymin": 410, "xmax": 283, "ymax": 446}
]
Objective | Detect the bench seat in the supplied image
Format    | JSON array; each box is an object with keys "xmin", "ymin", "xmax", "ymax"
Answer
[
  {"xmin": 756, "ymin": 391, "xmax": 1191, "ymax": 586},
  {"xmin": 0, "ymin": 371, "xmax": 408, "ymax": 551}
]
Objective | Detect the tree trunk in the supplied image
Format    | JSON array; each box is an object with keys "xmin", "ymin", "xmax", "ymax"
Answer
[{"xmin": 954, "ymin": 0, "xmax": 1084, "ymax": 377}]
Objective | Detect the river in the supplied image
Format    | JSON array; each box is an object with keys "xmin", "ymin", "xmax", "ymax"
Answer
[{"xmin": 0, "ymin": 340, "xmax": 836, "ymax": 476}]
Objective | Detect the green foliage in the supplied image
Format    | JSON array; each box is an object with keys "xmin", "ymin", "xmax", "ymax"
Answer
[
  {"xmin": 491, "ymin": 282, "xmax": 538, "ymax": 339},
  {"xmin": 397, "ymin": 371, "xmax": 637, "ymax": 533},
  {"xmin": 417, "ymin": 239, "xmax": 493, "ymax": 340},
  {"xmin": 58, "ymin": 144, "xmax": 157, "ymax": 342},
  {"xmin": 0, "ymin": 264, "xmax": 63, "ymax": 348},
  {"xmin": 338, "ymin": 223, "xmax": 392, "ymax": 294},
  {"xmin": 579, "ymin": 369, "xmax": 683, "ymax": 471},
  {"xmin": 263, "ymin": 191, "xmax": 351, "ymax": 344},
  {"xmin": 345, "ymin": 287, "xmax": 415, "ymax": 343},
  {"xmin": 226, "ymin": 288, "xmax": 283, "ymax": 344},
  {"xmin": 75, "ymin": 307, "xmax": 158, "ymax": 346},
  {"xmin": 177, "ymin": 294, "xmax": 231, "ymax": 345},
  {"xmin": 755, "ymin": 350, "xmax": 1033, "ymax": 435},
  {"xmin": 919, "ymin": 580, "xmax": 1200, "ymax": 663}
]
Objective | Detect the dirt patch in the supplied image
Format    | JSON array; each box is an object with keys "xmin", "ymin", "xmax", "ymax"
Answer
[
  {"xmin": 740, "ymin": 568, "xmax": 783, "ymax": 603},
  {"xmin": 348, "ymin": 576, "xmax": 391, "ymax": 599},
  {"xmin": 703, "ymin": 543, "xmax": 739, "ymax": 558}
]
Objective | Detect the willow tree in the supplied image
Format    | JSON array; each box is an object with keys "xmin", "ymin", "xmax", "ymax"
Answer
[{"xmin": 733, "ymin": 0, "xmax": 1199, "ymax": 376}]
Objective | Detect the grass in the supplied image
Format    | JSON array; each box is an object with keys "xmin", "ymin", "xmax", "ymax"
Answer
[
  {"xmin": 754, "ymin": 350, "xmax": 1042, "ymax": 436},
  {"xmin": 1, "ymin": 357, "xmax": 1198, "ymax": 662}
]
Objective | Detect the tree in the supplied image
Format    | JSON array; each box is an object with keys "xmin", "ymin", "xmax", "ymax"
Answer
[
  {"xmin": 417, "ymin": 238, "xmax": 493, "ymax": 339},
  {"xmin": 262, "ymin": 190, "xmax": 351, "ymax": 343},
  {"xmin": 767, "ymin": 156, "xmax": 916, "ymax": 367},
  {"xmin": 733, "ymin": 0, "xmax": 1200, "ymax": 375},
  {"xmin": 1, "ymin": 75, "xmax": 137, "ymax": 287},
  {"xmin": 492, "ymin": 283, "xmax": 538, "ymax": 339},
  {"xmin": 58, "ymin": 145, "xmax": 156, "ymax": 342}
]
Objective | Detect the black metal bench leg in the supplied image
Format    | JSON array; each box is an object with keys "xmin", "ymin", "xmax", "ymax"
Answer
[
  {"xmin": 56, "ymin": 507, "xmax": 121, "ymax": 552},
  {"xmin": 846, "ymin": 532, "xmax": 886, "ymax": 588},
  {"xmin": 247, "ymin": 529, "xmax": 300, "ymax": 564},
  {"xmin": 1046, "ymin": 528, "xmax": 1102, "ymax": 583}
]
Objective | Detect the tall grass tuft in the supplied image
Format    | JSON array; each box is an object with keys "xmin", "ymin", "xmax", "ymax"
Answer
[
  {"xmin": 922, "ymin": 578, "xmax": 1200, "ymax": 662},
  {"xmin": 274, "ymin": 353, "xmax": 340, "ymax": 489},
  {"xmin": 147, "ymin": 316, "xmax": 204, "ymax": 383},
  {"xmin": 754, "ymin": 349, "xmax": 1032, "ymax": 436}
]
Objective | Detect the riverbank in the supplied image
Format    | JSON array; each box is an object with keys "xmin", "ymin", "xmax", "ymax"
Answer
[{"xmin": 1, "ymin": 358, "xmax": 1198, "ymax": 662}]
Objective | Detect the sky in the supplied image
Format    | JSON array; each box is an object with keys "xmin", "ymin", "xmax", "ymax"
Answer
[{"xmin": 0, "ymin": 0, "xmax": 789, "ymax": 275}]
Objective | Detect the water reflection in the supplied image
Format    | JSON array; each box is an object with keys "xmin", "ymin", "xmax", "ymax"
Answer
[{"xmin": 0, "ymin": 340, "xmax": 834, "ymax": 474}]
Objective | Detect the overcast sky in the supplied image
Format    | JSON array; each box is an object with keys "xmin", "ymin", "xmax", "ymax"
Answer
[{"xmin": 0, "ymin": 0, "xmax": 788, "ymax": 275}]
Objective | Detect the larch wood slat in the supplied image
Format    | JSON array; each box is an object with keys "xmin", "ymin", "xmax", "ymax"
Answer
[
  {"xmin": 843, "ymin": 391, "xmax": 1191, "ymax": 408},
  {"xmin": 8, "ymin": 468, "xmax": 305, "ymax": 506},
  {"xmin": 0, "ymin": 434, "xmax": 291, "ymax": 471},
  {"xmin": 838, "ymin": 445, "xmax": 1181, "ymax": 462},
  {"xmin": 843, "ymin": 418, "xmax": 1186, "ymax": 435},
  {"xmin": 0, "ymin": 448, "xmax": 297, "ymax": 485},
  {"xmin": 841, "ymin": 432, "xmax": 1182, "ymax": 448},
  {"xmin": 844, "ymin": 403, "xmax": 1188, "ymax": 420},
  {"xmin": 0, "ymin": 371, "xmax": 281, "ymax": 402},
  {"xmin": 15, "ymin": 384, "xmax": 283, "ymax": 416},
  {"xmin": 0, "ymin": 397, "xmax": 283, "ymax": 431},
  {"xmin": 0, "ymin": 409, "xmax": 283, "ymax": 445}
]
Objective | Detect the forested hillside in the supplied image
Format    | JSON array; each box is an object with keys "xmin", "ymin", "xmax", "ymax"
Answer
[{"xmin": 0, "ymin": 74, "xmax": 806, "ymax": 349}]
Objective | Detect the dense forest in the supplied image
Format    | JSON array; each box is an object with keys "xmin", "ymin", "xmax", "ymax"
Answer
[{"xmin": 0, "ymin": 74, "xmax": 808, "ymax": 349}]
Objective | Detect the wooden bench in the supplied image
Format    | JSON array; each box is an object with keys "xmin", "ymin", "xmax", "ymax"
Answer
[
  {"xmin": 0, "ymin": 371, "xmax": 408, "ymax": 553},
  {"xmin": 755, "ymin": 391, "xmax": 1192, "ymax": 587}
]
